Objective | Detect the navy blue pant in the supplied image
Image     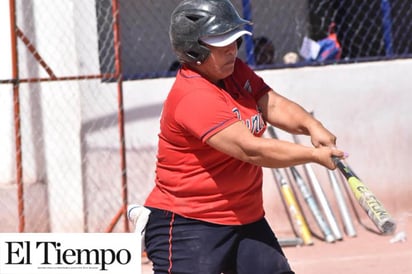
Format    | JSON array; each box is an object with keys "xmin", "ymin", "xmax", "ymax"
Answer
[{"xmin": 144, "ymin": 208, "xmax": 295, "ymax": 274}]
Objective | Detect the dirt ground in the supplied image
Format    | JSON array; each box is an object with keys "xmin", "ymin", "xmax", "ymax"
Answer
[
  {"xmin": 283, "ymin": 220, "xmax": 412, "ymax": 274},
  {"xmin": 140, "ymin": 217, "xmax": 412, "ymax": 274}
]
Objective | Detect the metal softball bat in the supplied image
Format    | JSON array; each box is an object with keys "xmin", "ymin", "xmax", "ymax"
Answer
[{"xmin": 332, "ymin": 157, "xmax": 396, "ymax": 235}]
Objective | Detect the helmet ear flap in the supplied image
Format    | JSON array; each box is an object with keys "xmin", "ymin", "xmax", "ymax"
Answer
[{"xmin": 185, "ymin": 44, "xmax": 210, "ymax": 63}]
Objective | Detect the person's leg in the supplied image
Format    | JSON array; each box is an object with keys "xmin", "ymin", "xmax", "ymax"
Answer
[
  {"xmin": 144, "ymin": 208, "xmax": 238, "ymax": 274},
  {"xmin": 235, "ymin": 218, "xmax": 295, "ymax": 274}
]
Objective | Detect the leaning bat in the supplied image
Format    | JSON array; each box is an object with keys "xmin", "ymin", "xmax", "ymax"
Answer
[
  {"xmin": 327, "ymin": 169, "xmax": 357, "ymax": 237},
  {"xmin": 291, "ymin": 166, "xmax": 336, "ymax": 243},
  {"xmin": 303, "ymin": 162, "xmax": 343, "ymax": 240},
  {"xmin": 266, "ymin": 127, "xmax": 321, "ymax": 243},
  {"xmin": 292, "ymin": 134, "xmax": 343, "ymax": 240},
  {"xmin": 332, "ymin": 157, "xmax": 396, "ymax": 235},
  {"xmin": 272, "ymin": 167, "xmax": 314, "ymax": 245}
]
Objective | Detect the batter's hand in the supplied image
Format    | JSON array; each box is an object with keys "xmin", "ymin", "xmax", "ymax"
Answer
[
  {"xmin": 309, "ymin": 123, "xmax": 337, "ymax": 148},
  {"xmin": 312, "ymin": 146, "xmax": 345, "ymax": 170}
]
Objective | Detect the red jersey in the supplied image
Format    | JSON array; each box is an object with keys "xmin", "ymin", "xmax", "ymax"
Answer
[{"xmin": 145, "ymin": 58, "xmax": 271, "ymax": 225}]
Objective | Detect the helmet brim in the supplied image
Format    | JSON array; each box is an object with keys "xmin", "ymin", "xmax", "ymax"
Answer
[{"xmin": 201, "ymin": 29, "xmax": 252, "ymax": 47}]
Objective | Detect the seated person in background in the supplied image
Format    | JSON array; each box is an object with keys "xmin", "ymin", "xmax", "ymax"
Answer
[{"xmin": 253, "ymin": 36, "xmax": 275, "ymax": 65}]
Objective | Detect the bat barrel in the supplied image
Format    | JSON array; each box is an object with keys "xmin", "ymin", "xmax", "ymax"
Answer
[{"xmin": 332, "ymin": 157, "xmax": 397, "ymax": 235}]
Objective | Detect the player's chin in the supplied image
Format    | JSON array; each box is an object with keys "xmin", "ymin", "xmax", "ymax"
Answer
[{"xmin": 220, "ymin": 63, "xmax": 235, "ymax": 77}]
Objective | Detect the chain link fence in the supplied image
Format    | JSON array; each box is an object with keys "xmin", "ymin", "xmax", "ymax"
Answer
[
  {"xmin": 96, "ymin": 0, "xmax": 412, "ymax": 78},
  {"xmin": 0, "ymin": 0, "xmax": 411, "ymax": 232}
]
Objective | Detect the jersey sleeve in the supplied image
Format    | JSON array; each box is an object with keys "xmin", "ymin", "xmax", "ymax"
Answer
[
  {"xmin": 233, "ymin": 58, "xmax": 271, "ymax": 101},
  {"xmin": 174, "ymin": 88, "xmax": 239, "ymax": 142}
]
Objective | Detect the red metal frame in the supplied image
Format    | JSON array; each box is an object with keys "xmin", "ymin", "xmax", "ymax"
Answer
[
  {"xmin": 4, "ymin": 0, "xmax": 129, "ymax": 233},
  {"xmin": 0, "ymin": 74, "xmax": 118, "ymax": 84},
  {"xmin": 15, "ymin": 27, "xmax": 57, "ymax": 79},
  {"xmin": 9, "ymin": 0, "xmax": 24, "ymax": 233},
  {"xmin": 108, "ymin": 0, "xmax": 129, "ymax": 233}
]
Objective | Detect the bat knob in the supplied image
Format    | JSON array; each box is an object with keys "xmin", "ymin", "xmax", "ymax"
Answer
[
  {"xmin": 381, "ymin": 220, "xmax": 397, "ymax": 235},
  {"xmin": 325, "ymin": 234, "xmax": 335, "ymax": 243}
]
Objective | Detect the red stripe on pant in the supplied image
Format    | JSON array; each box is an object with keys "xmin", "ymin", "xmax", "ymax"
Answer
[{"xmin": 168, "ymin": 213, "xmax": 175, "ymax": 274}]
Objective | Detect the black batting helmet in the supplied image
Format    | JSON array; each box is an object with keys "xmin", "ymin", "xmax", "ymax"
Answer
[{"xmin": 169, "ymin": 0, "xmax": 252, "ymax": 64}]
